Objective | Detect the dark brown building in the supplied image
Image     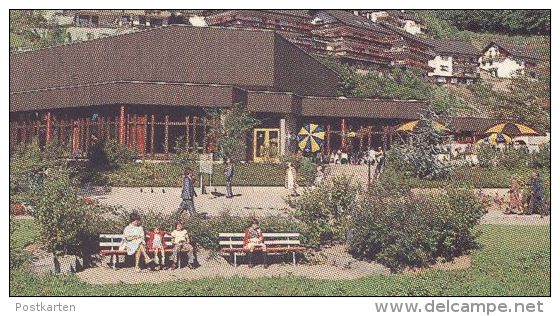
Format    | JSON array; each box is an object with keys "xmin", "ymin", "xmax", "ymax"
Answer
[{"xmin": 10, "ymin": 25, "xmax": 499, "ymax": 161}]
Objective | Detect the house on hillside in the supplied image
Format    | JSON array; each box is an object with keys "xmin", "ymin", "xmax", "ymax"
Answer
[
  {"xmin": 353, "ymin": 10, "xmax": 426, "ymax": 35},
  {"xmin": 205, "ymin": 10, "xmax": 401, "ymax": 70},
  {"xmin": 55, "ymin": 10, "xmax": 175, "ymax": 41},
  {"xmin": 425, "ymin": 39, "xmax": 480, "ymax": 84},
  {"xmin": 479, "ymin": 41, "xmax": 544, "ymax": 79}
]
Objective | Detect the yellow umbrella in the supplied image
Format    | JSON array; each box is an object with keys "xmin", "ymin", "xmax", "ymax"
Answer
[
  {"xmin": 395, "ymin": 120, "xmax": 448, "ymax": 132},
  {"xmin": 297, "ymin": 124, "xmax": 325, "ymax": 153},
  {"xmin": 485, "ymin": 122, "xmax": 539, "ymax": 136},
  {"xmin": 476, "ymin": 133, "xmax": 512, "ymax": 145}
]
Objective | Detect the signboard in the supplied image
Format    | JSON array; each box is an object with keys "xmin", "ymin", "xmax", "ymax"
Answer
[{"xmin": 199, "ymin": 153, "xmax": 213, "ymax": 175}]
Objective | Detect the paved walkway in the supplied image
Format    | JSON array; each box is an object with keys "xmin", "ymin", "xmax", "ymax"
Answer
[
  {"xmin": 90, "ymin": 186, "xmax": 299, "ymax": 217},
  {"xmin": 88, "ymin": 186, "xmax": 549, "ymax": 225}
]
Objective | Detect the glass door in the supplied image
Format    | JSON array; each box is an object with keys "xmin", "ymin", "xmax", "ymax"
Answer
[{"xmin": 253, "ymin": 128, "xmax": 280, "ymax": 162}]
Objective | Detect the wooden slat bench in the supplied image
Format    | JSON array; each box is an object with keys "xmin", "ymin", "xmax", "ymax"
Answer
[
  {"xmin": 99, "ymin": 233, "xmax": 186, "ymax": 270},
  {"xmin": 219, "ymin": 233, "xmax": 306, "ymax": 267}
]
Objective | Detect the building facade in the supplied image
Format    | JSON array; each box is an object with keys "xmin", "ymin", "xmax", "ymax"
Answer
[
  {"xmin": 426, "ymin": 39, "xmax": 480, "ymax": 84},
  {"xmin": 353, "ymin": 10, "xmax": 427, "ymax": 35},
  {"xmin": 10, "ymin": 25, "xmax": 504, "ymax": 161},
  {"xmin": 479, "ymin": 41, "xmax": 543, "ymax": 79}
]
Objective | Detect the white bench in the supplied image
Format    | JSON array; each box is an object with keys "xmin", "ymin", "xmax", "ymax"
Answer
[
  {"xmin": 219, "ymin": 232, "xmax": 306, "ymax": 267},
  {"xmin": 99, "ymin": 233, "xmax": 186, "ymax": 270}
]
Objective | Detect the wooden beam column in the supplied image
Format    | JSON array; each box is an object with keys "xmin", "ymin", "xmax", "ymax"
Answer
[
  {"xmin": 150, "ymin": 114, "xmax": 155, "ymax": 158},
  {"xmin": 192, "ymin": 116, "xmax": 198, "ymax": 151},
  {"xmin": 164, "ymin": 114, "xmax": 169, "ymax": 156},
  {"xmin": 118, "ymin": 105, "xmax": 126, "ymax": 145},
  {"xmin": 45, "ymin": 112, "xmax": 52, "ymax": 143},
  {"xmin": 202, "ymin": 117, "xmax": 207, "ymax": 154},
  {"xmin": 341, "ymin": 118, "xmax": 347, "ymax": 149},
  {"xmin": 326, "ymin": 124, "xmax": 331, "ymax": 155},
  {"xmin": 185, "ymin": 115, "xmax": 190, "ymax": 152},
  {"xmin": 142, "ymin": 114, "xmax": 148, "ymax": 158}
]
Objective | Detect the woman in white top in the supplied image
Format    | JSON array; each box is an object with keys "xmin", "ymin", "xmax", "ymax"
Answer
[
  {"xmin": 285, "ymin": 162, "xmax": 298, "ymax": 196},
  {"xmin": 122, "ymin": 213, "xmax": 152, "ymax": 271}
]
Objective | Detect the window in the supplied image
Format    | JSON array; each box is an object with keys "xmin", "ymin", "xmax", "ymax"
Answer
[
  {"xmin": 440, "ymin": 65, "xmax": 449, "ymax": 72},
  {"xmin": 91, "ymin": 15, "xmax": 99, "ymax": 26},
  {"xmin": 139, "ymin": 16, "xmax": 147, "ymax": 25},
  {"xmin": 441, "ymin": 56, "xmax": 449, "ymax": 61},
  {"xmin": 150, "ymin": 18, "xmax": 163, "ymax": 27},
  {"xmin": 77, "ymin": 15, "xmax": 89, "ymax": 26}
]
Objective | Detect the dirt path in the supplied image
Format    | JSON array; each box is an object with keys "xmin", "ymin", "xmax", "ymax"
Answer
[{"xmin": 77, "ymin": 246, "xmax": 391, "ymax": 285}]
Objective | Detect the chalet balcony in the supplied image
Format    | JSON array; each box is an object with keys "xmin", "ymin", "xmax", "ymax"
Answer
[{"xmin": 480, "ymin": 55, "xmax": 506, "ymax": 63}]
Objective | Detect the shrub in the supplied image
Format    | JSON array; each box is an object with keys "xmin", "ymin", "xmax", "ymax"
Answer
[
  {"xmin": 103, "ymin": 210, "xmax": 308, "ymax": 252},
  {"xmin": 298, "ymin": 159, "xmax": 317, "ymax": 187},
  {"xmin": 10, "ymin": 140, "xmax": 67, "ymax": 206},
  {"xmin": 347, "ymin": 187, "xmax": 486, "ymax": 272},
  {"xmin": 498, "ymin": 146, "xmax": 530, "ymax": 169},
  {"xmin": 477, "ymin": 144, "xmax": 498, "ymax": 168},
  {"xmin": 29, "ymin": 168, "xmax": 89, "ymax": 255},
  {"xmin": 9, "ymin": 216, "xmax": 30, "ymax": 269},
  {"xmin": 530, "ymin": 143, "xmax": 550, "ymax": 169},
  {"xmin": 292, "ymin": 175, "xmax": 361, "ymax": 248},
  {"xmin": 88, "ymin": 139, "xmax": 138, "ymax": 169},
  {"xmin": 172, "ymin": 136, "xmax": 200, "ymax": 166}
]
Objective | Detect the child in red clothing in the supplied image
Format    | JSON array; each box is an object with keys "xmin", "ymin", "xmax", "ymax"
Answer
[{"xmin": 147, "ymin": 226, "xmax": 167, "ymax": 269}]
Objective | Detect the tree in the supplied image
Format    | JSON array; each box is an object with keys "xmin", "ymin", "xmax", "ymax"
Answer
[
  {"xmin": 390, "ymin": 108, "xmax": 453, "ymax": 180},
  {"xmin": 206, "ymin": 103, "xmax": 260, "ymax": 161},
  {"xmin": 10, "ymin": 10, "xmax": 70, "ymax": 50},
  {"xmin": 31, "ymin": 168, "xmax": 90, "ymax": 255},
  {"xmin": 412, "ymin": 10, "xmax": 550, "ymax": 36}
]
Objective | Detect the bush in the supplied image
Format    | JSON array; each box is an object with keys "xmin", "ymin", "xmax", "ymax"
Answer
[
  {"xmin": 347, "ymin": 188, "xmax": 486, "ymax": 272},
  {"xmin": 298, "ymin": 159, "xmax": 317, "ymax": 187},
  {"xmin": 477, "ymin": 144, "xmax": 498, "ymax": 168},
  {"xmin": 292, "ymin": 175, "xmax": 362, "ymax": 248},
  {"xmin": 530, "ymin": 143, "xmax": 550, "ymax": 169},
  {"xmin": 9, "ymin": 217, "xmax": 30, "ymax": 269},
  {"xmin": 88, "ymin": 139, "xmax": 138, "ymax": 169},
  {"xmin": 10, "ymin": 140, "xmax": 67, "ymax": 206},
  {"xmin": 172, "ymin": 136, "xmax": 200, "ymax": 166},
  {"xmin": 103, "ymin": 210, "xmax": 309, "ymax": 252}
]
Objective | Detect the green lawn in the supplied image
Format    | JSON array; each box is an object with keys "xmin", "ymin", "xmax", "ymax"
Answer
[
  {"xmin": 85, "ymin": 160, "xmax": 548, "ymax": 189},
  {"xmin": 10, "ymin": 218, "xmax": 549, "ymax": 296}
]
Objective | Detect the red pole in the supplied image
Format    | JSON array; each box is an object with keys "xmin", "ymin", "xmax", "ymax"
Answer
[
  {"xmin": 45, "ymin": 112, "xmax": 52, "ymax": 143},
  {"xmin": 118, "ymin": 105, "xmax": 126, "ymax": 144},
  {"xmin": 341, "ymin": 118, "xmax": 347, "ymax": 148}
]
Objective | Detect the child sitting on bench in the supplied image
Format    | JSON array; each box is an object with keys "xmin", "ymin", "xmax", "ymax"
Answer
[{"xmin": 147, "ymin": 226, "xmax": 167, "ymax": 270}]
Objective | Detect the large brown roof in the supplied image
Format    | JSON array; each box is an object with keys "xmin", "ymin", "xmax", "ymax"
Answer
[
  {"xmin": 10, "ymin": 25, "xmax": 338, "ymax": 99},
  {"xmin": 301, "ymin": 97, "xmax": 426, "ymax": 119},
  {"xmin": 10, "ymin": 81, "xmax": 244, "ymax": 112},
  {"xmin": 323, "ymin": 10, "xmax": 393, "ymax": 35},
  {"xmin": 447, "ymin": 117, "xmax": 506, "ymax": 133},
  {"xmin": 424, "ymin": 38, "xmax": 480, "ymax": 57},
  {"xmin": 483, "ymin": 41, "xmax": 546, "ymax": 61}
]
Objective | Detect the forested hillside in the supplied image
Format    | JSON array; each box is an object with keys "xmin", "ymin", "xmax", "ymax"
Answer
[{"xmin": 321, "ymin": 10, "xmax": 550, "ymax": 131}]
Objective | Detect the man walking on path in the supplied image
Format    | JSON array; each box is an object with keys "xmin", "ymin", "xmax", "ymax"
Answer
[
  {"xmin": 224, "ymin": 157, "xmax": 235, "ymax": 198},
  {"xmin": 177, "ymin": 168, "xmax": 197, "ymax": 218},
  {"xmin": 528, "ymin": 172, "xmax": 547, "ymax": 217}
]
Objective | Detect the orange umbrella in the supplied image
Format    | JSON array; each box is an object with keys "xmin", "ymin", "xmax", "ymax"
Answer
[{"xmin": 485, "ymin": 122, "xmax": 540, "ymax": 137}]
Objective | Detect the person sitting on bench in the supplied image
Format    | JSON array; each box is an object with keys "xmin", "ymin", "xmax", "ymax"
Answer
[
  {"xmin": 170, "ymin": 222, "xmax": 195, "ymax": 270},
  {"xmin": 243, "ymin": 219, "xmax": 268, "ymax": 268},
  {"xmin": 122, "ymin": 212, "xmax": 153, "ymax": 272}
]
